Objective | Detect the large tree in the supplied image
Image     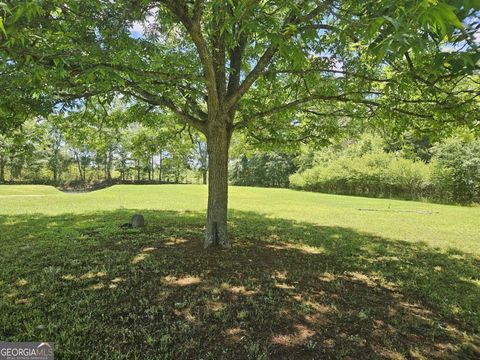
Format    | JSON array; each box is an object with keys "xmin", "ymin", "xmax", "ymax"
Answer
[{"xmin": 1, "ymin": 0, "xmax": 479, "ymax": 247}]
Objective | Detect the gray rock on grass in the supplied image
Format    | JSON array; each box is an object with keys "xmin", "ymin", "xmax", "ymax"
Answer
[
  {"xmin": 120, "ymin": 214, "xmax": 145, "ymax": 229},
  {"xmin": 131, "ymin": 214, "xmax": 145, "ymax": 228}
]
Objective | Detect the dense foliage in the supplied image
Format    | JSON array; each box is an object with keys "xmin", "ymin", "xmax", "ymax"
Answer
[
  {"xmin": 432, "ymin": 136, "xmax": 480, "ymax": 203},
  {"xmin": 291, "ymin": 134, "xmax": 480, "ymax": 204},
  {"xmin": 230, "ymin": 152, "xmax": 297, "ymax": 188},
  {"xmin": 0, "ymin": 116, "xmax": 207, "ymax": 186},
  {"xmin": 291, "ymin": 152, "xmax": 431, "ymax": 200}
]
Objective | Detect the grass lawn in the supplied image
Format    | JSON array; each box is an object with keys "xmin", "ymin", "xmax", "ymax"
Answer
[{"xmin": 0, "ymin": 185, "xmax": 479, "ymax": 359}]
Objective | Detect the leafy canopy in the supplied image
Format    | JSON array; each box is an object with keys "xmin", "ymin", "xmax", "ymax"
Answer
[{"xmin": 0, "ymin": 0, "xmax": 479, "ymax": 140}]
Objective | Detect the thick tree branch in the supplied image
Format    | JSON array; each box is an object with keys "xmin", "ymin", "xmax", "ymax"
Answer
[
  {"xmin": 192, "ymin": 0, "xmax": 204, "ymax": 22},
  {"xmin": 225, "ymin": 2, "xmax": 333, "ymax": 111},
  {"xmin": 234, "ymin": 92, "xmax": 434, "ymax": 129},
  {"xmin": 224, "ymin": 44, "xmax": 278, "ymax": 111},
  {"xmin": 226, "ymin": 34, "xmax": 247, "ymax": 97},
  {"xmin": 126, "ymin": 80, "xmax": 207, "ymax": 133},
  {"xmin": 212, "ymin": 2, "xmax": 227, "ymax": 100},
  {"xmin": 159, "ymin": 0, "xmax": 219, "ymax": 110},
  {"xmin": 85, "ymin": 63, "xmax": 201, "ymax": 82},
  {"xmin": 226, "ymin": 0, "xmax": 249, "ymax": 99}
]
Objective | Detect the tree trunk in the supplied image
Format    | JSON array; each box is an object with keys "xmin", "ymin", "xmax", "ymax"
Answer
[
  {"xmin": 105, "ymin": 151, "xmax": 112, "ymax": 182},
  {"xmin": 104, "ymin": 159, "xmax": 108, "ymax": 181},
  {"xmin": 158, "ymin": 152, "xmax": 163, "ymax": 182},
  {"xmin": 205, "ymin": 117, "xmax": 231, "ymax": 248},
  {"xmin": 74, "ymin": 153, "xmax": 83, "ymax": 181},
  {"xmin": 52, "ymin": 151, "xmax": 59, "ymax": 183},
  {"xmin": 0, "ymin": 153, "xmax": 4, "ymax": 183},
  {"xmin": 82, "ymin": 164, "xmax": 87, "ymax": 182},
  {"xmin": 202, "ymin": 169, "xmax": 207, "ymax": 185},
  {"xmin": 151, "ymin": 156, "xmax": 155, "ymax": 182}
]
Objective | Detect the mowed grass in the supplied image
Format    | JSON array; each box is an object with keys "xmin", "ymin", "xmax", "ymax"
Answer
[
  {"xmin": 1, "ymin": 184, "xmax": 479, "ymax": 253},
  {"xmin": 0, "ymin": 185, "xmax": 479, "ymax": 359},
  {"xmin": 0, "ymin": 184, "xmax": 62, "ymax": 196}
]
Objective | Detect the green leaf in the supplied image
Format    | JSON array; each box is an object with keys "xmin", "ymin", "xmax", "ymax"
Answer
[
  {"xmin": 0, "ymin": 17, "xmax": 6, "ymax": 38},
  {"xmin": 435, "ymin": 3, "xmax": 463, "ymax": 29},
  {"xmin": 383, "ymin": 16, "xmax": 399, "ymax": 30}
]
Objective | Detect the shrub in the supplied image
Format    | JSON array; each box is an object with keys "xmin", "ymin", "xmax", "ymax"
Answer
[
  {"xmin": 291, "ymin": 135, "xmax": 480, "ymax": 204},
  {"xmin": 431, "ymin": 137, "xmax": 480, "ymax": 204},
  {"xmin": 290, "ymin": 151, "xmax": 433, "ymax": 200}
]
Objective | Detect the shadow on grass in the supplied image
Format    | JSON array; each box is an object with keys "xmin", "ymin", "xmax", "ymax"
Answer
[{"xmin": 0, "ymin": 209, "xmax": 479, "ymax": 359}]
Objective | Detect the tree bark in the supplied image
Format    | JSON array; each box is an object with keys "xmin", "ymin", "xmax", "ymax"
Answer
[
  {"xmin": 52, "ymin": 151, "xmax": 59, "ymax": 183},
  {"xmin": 147, "ymin": 159, "xmax": 151, "ymax": 181},
  {"xmin": 150, "ymin": 156, "xmax": 154, "ymax": 181},
  {"xmin": 158, "ymin": 152, "xmax": 163, "ymax": 182},
  {"xmin": 82, "ymin": 164, "xmax": 87, "ymax": 182},
  {"xmin": 106, "ymin": 151, "xmax": 112, "ymax": 182},
  {"xmin": 74, "ymin": 152, "xmax": 83, "ymax": 182},
  {"xmin": 0, "ymin": 153, "xmax": 4, "ymax": 183},
  {"xmin": 205, "ymin": 115, "xmax": 231, "ymax": 248}
]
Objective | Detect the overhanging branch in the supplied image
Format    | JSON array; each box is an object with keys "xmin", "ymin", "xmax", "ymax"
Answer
[
  {"xmin": 126, "ymin": 80, "xmax": 207, "ymax": 133},
  {"xmin": 225, "ymin": 2, "xmax": 334, "ymax": 111},
  {"xmin": 234, "ymin": 92, "xmax": 434, "ymax": 129}
]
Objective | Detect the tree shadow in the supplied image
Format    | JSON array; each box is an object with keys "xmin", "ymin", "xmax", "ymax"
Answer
[{"xmin": 0, "ymin": 209, "xmax": 478, "ymax": 359}]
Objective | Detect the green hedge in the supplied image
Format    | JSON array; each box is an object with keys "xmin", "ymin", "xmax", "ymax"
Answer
[
  {"xmin": 290, "ymin": 151, "xmax": 433, "ymax": 200},
  {"xmin": 291, "ymin": 136, "xmax": 480, "ymax": 204}
]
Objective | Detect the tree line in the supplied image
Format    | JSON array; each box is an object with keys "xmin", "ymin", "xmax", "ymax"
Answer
[
  {"xmin": 2, "ymin": 112, "xmax": 479, "ymax": 206},
  {"xmin": 0, "ymin": 111, "xmax": 208, "ymax": 187}
]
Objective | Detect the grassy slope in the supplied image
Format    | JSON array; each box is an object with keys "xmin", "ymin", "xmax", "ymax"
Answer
[
  {"xmin": 0, "ymin": 185, "xmax": 62, "ymax": 196},
  {"xmin": 0, "ymin": 185, "xmax": 479, "ymax": 359}
]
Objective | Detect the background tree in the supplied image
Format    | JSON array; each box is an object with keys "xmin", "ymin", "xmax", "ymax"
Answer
[
  {"xmin": 432, "ymin": 134, "xmax": 480, "ymax": 203},
  {"xmin": 0, "ymin": 120, "xmax": 42, "ymax": 182},
  {"xmin": 40, "ymin": 117, "xmax": 70, "ymax": 183},
  {"xmin": 60, "ymin": 119, "xmax": 95, "ymax": 183},
  {"xmin": 230, "ymin": 152, "xmax": 297, "ymax": 188},
  {"xmin": 131, "ymin": 128, "xmax": 161, "ymax": 181},
  {"xmin": 189, "ymin": 134, "xmax": 208, "ymax": 185}
]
